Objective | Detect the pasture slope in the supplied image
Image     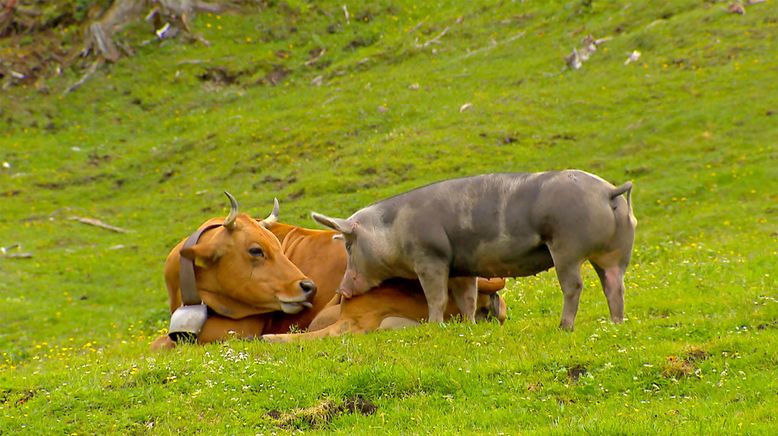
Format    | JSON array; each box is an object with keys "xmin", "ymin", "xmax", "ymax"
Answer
[{"xmin": 1, "ymin": 0, "xmax": 777, "ymax": 433}]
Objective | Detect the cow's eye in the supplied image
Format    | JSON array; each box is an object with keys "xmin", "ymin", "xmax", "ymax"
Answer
[
  {"xmin": 248, "ymin": 247, "xmax": 264, "ymax": 258},
  {"xmin": 344, "ymin": 241, "xmax": 353, "ymax": 252}
]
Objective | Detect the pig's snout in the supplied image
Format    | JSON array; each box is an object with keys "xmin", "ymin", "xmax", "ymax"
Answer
[{"xmin": 337, "ymin": 271, "xmax": 361, "ymax": 298}]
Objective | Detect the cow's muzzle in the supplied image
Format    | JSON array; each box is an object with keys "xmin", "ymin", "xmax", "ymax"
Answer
[
  {"xmin": 278, "ymin": 279, "xmax": 317, "ymax": 313},
  {"xmin": 168, "ymin": 303, "xmax": 208, "ymax": 342}
]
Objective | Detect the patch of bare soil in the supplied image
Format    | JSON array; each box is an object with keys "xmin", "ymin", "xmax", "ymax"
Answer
[{"xmin": 267, "ymin": 396, "xmax": 377, "ymax": 429}]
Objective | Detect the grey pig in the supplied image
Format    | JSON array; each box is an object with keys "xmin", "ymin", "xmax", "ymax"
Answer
[{"xmin": 312, "ymin": 170, "xmax": 636, "ymax": 330}]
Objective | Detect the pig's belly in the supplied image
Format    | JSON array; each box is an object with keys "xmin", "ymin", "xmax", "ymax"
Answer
[{"xmin": 451, "ymin": 244, "xmax": 555, "ymax": 278}]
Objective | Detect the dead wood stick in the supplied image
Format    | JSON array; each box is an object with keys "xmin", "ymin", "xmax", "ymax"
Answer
[
  {"xmin": 69, "ymin": 216, "xmax": 129, "ymax": 233},
  {"xmin": 90, "ymin": 22, "xmax": 120, "ymax": 61},
  {"xmin": 64, "ymin": 59, "xmax": 102, "ymax": 95},
  {"xmin": 1, "ymin": 243, "xmax": 33, "ymax": 259},
  {"xmin": 3, "ymin": 252, "xmax": 33, "ymax": 259},
  {"xmin": 416, "ymin": 27, "xmax": 449, "ymax": 48},
  {"xmin": 304, "ymin": 48, "xmax": 326, "ymax": 66},
  {"xmin": 0, "ymin": 0, "xmax": 16, "ymax": 35}
]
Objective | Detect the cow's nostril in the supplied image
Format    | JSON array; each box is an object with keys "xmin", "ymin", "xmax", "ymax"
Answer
[{"xmin": 299, "ymin": 279, "xmax": 317, "ymax": 296}]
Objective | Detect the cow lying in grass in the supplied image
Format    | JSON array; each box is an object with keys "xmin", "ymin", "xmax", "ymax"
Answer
[{"xmin": 151, "ymin": 196, "xmax": 506, "ymax": 350}]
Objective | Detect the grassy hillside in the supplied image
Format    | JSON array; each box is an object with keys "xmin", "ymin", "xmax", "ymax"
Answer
[{"xmin": 1, "ymin": 0, "xmax": 776, "ymax": 432}]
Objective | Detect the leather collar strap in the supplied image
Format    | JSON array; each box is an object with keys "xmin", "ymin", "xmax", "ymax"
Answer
[{"xmin": 179, "ymin": 223, "xmax": 223, "ymax": 306}]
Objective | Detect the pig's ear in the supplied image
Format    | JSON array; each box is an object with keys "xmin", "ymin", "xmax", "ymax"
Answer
[{"xmin": 311, "ymin": 212, "xmax": 354, "ymax": 235}]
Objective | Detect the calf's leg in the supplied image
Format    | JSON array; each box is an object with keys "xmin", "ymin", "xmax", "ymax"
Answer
[
  {"xmin": 263, "ymin": 319, "xmax": 354, "ymax": 342},
  {"xmin": 308, "ymin": 304, "xmax": 341, "ymax": 331},
  {"xmin": 449, "ymin": 276, "xmax": 478, "ymax": 322},
  {"xmin": 378, "ymin": 316, "xmax": 421, "ymax": 330}
]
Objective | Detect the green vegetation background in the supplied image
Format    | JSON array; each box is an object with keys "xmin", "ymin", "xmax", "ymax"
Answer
[{"xmin": 1, "ymin": 0, "xmax": 776, "ymax": 433}]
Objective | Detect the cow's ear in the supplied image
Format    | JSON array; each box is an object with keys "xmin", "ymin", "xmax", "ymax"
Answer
[
  {"xmin": 311, "ymin": 212, "xmax": 354, "ymax": 235},
  {"xmin": 180, "ymin": 242, "xmax": 221, "ymax": 267}
]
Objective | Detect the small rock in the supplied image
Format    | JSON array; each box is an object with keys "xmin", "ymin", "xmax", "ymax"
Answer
[
  {"xmin": 728, "ymin": 3, "xmax": 746, "ymax": 14},
  {"xmin": 565, "ymin": 48, "xmax": 582, "ymax": 70}
]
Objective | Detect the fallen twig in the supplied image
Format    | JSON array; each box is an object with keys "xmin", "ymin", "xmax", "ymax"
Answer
[
  {"xmin": 69, "ymin": 216, "xmax": 129, "ymax": 233},
  {"xmin": 0, "ymin": 0, "xmax": 17, "ymax": 36},
  {"xmin": 304, "ymin": 48, "xmax": 326, "ymax": 66},
  {"xmin": 462, "ymin": 32, "xmax": 525, "ymax": 59},
  {"xmin": 564, "ymin": 35, "xmax": 610, "ymax": 70},
  {"xmin": 64, "ymin": 59, "xmax": 102, "ymax": 95},
  {"xmin": 1, "ymin": 244, "xmax": 33, "ymax": 259},
  {"xmin": 415, "ymin": 27, "xmax": 449, "ymax": 48}
]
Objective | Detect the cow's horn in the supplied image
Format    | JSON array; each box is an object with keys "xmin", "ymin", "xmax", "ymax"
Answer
[
  {"xmin": 260, "ymin": 198, "xmax": 280, "ymax": 228},
  {"xmin": 223, "ymin": 191, "xmax": 239, "ymax": 230}
]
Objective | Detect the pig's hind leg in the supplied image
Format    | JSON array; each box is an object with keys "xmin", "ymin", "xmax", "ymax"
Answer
[
  {"xmin": 415, "ymin": 262, "xmax": 450, "ymax": 323},
  {"xmin": 590, "ymin": 260, "xmax": 626, "ymax": 324},
  {"xmin": 449, "ymin": 276, "xmax": 478, "ymax": 322}
]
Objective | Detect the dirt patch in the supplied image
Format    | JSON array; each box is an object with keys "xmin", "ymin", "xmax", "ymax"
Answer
[
  {"xmin": 662, "ymin": 346, "xmax": 709, "ymax": 379},
  {"xmin": 344, "ymin": 35, "xmax": 377, "ymax": 51},
  {"xmin": 526, "ymin": 381, "xmax": 543, "ymax": 392},
  {"xmin": 662, "ymin": 356, "xmax": 696, "ymax": 379},
  {"xmin": 198, "ymin": 67, "xmax": 244, "ymax": 86},
  {"xmin": 34, "ymin": 173, "xmax": 114, "ymax": 190},
  {"xmin": 262, "ymin": 65, "xmax": 289, "ymax": 86},
  {"xmin": 11, "ymin": 389, "xmax": 37, "ymax": 407},
  {"xmin": 684, "ymin": 346, "xmax": 709, "ymax": 362},
  {"xmin": 198, "ymin": 64, "xmax": 291, "ymax": 87},
  {"xmin": 287, "ymin": 187, "xmax": 305, "ymax": 200},
  {"xmin": 567, "ymin": 364, "xmax": 588, "ymax": 382},
  {"xmin": 267, "ymin": 396, "xmax": 377, "ymax": 429}
]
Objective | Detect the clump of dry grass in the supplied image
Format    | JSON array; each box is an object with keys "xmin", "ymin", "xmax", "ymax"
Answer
[{"xmin": 267, "ymin": 396, "xmax": 378, "ymax": 429}]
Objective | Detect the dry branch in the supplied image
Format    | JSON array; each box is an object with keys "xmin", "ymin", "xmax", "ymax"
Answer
[
  {"xmin": 64, "ymin": 59, "xmax": 103, "ymax": 94},
  {"xmin": 69, "ymin": 216, "xmax": 130, "ymax": 233},
  {"xmin": 0, "ymin": 0, "xmax": 16, "ymax": 36},
  {"xmin": 415, "ymin": 27, "xmax": 449, "ymax": 48},
  {"xmin": 1, "ymin": 243, "xmax": 32, "ymax": 259}
]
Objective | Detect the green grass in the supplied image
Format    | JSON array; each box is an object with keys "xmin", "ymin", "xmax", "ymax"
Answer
[{"xmin": 1, "ymin": 0, "xmax": 777, "ymax": 433}]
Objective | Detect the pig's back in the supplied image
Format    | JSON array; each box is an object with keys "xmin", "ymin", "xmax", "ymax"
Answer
[{"xmin": 371, "ymin": 172, "xmax": 557, "ymax": 276}]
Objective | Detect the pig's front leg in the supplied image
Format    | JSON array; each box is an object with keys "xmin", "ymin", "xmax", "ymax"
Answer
[
  {"xmin": 449, "ymin": 276, "xmax": 477, "ymax": 322},
  {"xmin": 415, "ymin": 262, "xmax": 450, "ymax": 323}
]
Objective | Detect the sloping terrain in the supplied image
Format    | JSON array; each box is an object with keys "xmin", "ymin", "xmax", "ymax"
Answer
[{"xmin": 1, "ymin": 0, "xmax": 776, "ymax": 432}]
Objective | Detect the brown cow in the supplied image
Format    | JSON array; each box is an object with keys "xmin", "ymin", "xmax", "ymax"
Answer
[
  {"xmin": 262, "ymin": 221, "xmax": 507, "ymax": 342},
  {"xmin": 151, "ymin": 200, "xmax": 506, "ymax": 350},
  {"xmin": 261, "ymin": 278, "xmax": 507, "ymax": 342}
]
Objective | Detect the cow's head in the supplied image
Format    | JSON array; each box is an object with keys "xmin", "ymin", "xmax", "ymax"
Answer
[{"xmin": 180, "ymin": 194, "xmax": 316, "ymax": 318}]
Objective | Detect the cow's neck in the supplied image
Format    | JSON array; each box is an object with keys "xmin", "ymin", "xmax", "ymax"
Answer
[{"xmin": 268, "ymin": 222, "xmax": 298, "ymax": 246}]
